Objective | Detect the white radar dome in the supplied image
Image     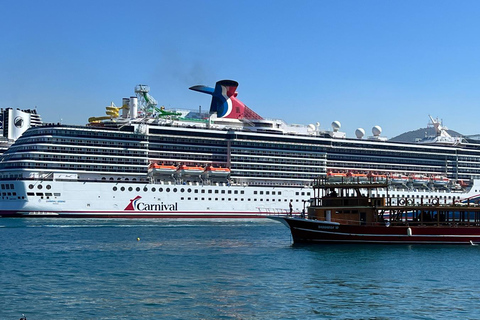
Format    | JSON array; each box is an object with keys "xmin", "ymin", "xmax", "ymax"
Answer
[
  {"xmin": 307, "ymin": 124, "xmax": 316, "ymax": 134},
  {"xmin": 372, "ymin": 125, "xmax": 382, "ymax": 136},
  {"xmin": 331, "ymin": 121, "xmax": 341, "ymax": 132},
  {"xmin": 355, "ymin": 128, "xmax": 365, "ymax": 139}
]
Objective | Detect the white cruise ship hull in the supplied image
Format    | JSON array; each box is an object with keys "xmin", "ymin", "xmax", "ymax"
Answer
[
  {"xmin": 2, "ymin": 179, "xmax": 480, "ymax": 218},
  {"xmin": 0, "ymin": 180, "xmax": 312, "ymax": 218}
]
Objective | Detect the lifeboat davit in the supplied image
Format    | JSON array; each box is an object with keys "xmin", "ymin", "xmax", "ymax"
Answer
[
  {"xmin": 176, "ymin": 164, "xmax": 204, "ymax": 176},
  {"xmin": 148, "ymin": 163, "xmax": 177, "ymax": 175},
  {"xmin": 204, "ymin": 165, "xmax": 231, "ymax": 177}
]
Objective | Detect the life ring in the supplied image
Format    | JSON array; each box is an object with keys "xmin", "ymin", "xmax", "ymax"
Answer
[
  {"xmin": 407, "ymin": 199, "xmax": 414, "ymax": 206},
  {"xmin": 431, "ymin": 197, "xmax": 439, "ymax": 205},
  {"xmin": 399, "ymin": 199, "xmax": 406, "ymax": 205}
]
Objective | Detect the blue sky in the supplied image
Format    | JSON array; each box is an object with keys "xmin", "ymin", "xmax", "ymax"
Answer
[{"xmin": 2, "ymin": 0, "xmax": 480, "ymax": 138}]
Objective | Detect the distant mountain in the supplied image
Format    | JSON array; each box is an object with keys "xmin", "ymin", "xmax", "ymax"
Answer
[{"xmin": 389, "ymin": 127, "xmax": 462, "ymax": 143}]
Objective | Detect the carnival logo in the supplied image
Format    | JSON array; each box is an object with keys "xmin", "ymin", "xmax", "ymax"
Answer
[
  {"xmin": 14, "ymin": 116, "xmax": 24, "ymax": 128},
  {"xmin": 124, "ymin": 196, "xmax": 178, "ymax": 211}
]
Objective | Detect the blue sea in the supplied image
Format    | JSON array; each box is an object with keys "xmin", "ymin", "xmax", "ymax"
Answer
[{"xmin": 1, "ymin": 218, "xmax": 480, "ymax": 320}]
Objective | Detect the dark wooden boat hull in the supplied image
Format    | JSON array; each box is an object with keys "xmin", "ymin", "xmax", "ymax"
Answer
[{"xmin": 272, "ymin": 216, "xmax": 480, "ymax": 244}]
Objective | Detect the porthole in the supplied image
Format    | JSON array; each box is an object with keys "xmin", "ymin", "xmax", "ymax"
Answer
[
  {"xmin": 29, "ymin": 184, "xmax": 34, "ymax": 189},
  {"xmin": 121, "ymin": 187, "xmax": 125, "ymax": 191},
  {"xmin": 136, "ymin": 187, "xmax": 140, "ymax": 191},
  {"xmin": 151, "ymin": 188, "xmax": 156, "ymax": 192},
  {"xmin": 143, "ymin": 187, "xmax": 148, "ymax": 192},
  {"xmin": 46, "ymin": 185, "xmax": 51, "ymax": 190},
  {"xmin": 128, "ymin": 187, "xmax": 133, "ymax": 191},
  {"xmin": 173, "ymin": 188, "xmax": 177, "ymax": 192},
  {"xmin": 188, "ymin": 188, "xmax": 192, "ymax": 193},
  {"xmin": 159, "ymin": 188, "xmax": 163, "ymax": 192},
  {"xmin": 181, "ymin": 188, "xmax": 185, "ymax": 192},
  {"xmin": 166, "ymin": 188, "xmax": 170, "ymax": 192},
  {"xmin": 37, "ymin": 185, "xmax": 43, "ymax": 190},
  {"xmin": 113, "ymin": 186, "xmax": 118, "ymax": 191}
]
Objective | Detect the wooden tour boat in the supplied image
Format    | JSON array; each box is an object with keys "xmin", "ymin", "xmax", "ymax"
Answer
[{"xmin": 271, "ymin": 178, "xmax": 480, "ymax": 244}]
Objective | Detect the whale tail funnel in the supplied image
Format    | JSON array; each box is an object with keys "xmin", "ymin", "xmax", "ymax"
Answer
[{"xmin": 189, "ymin": 80, "xmax": 263, "ymax": 120}]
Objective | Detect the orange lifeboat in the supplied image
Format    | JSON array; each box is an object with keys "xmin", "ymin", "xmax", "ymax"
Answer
[
  {"xmin": 411, "ymin": 174, "xmax": 430, "ymax": 186},
  {"xmin": 148, "ymin": 163, "xmax": 177, "ymax": 175},
  {"xmin": 326, "ymin": 171, "xmax": 347, "ymax": 182},
  {"xmin": 204, "ymin": 165, "xmax": 231, "ymax": 177},
  {"xmin": 390, "ymin": 173, "xmax": 409, "ymax": 185},
  {"xmin": 431, "ymin": 175, "xmax": 449, "ymax": 186},
  {"xmin": 367, "ymin": 172, "xmax": 388, "ymax": 182},
  {"xmin": 176, "ymin": 164, "xmax": 204, "ymax": 176},
  {"xmin": 347, "ymin": 171, "xmax": 368, "ymax": 182}
]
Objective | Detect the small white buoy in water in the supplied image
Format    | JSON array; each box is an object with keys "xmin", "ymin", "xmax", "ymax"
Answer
[{"xmin": 137, "ymin": 237, "xmax": 140, "ymax": 241}]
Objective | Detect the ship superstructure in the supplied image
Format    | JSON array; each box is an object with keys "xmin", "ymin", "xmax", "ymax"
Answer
[
  {"xmin": 0, "ymin": 108, "xmax": 42, "ymax": 154},
  {"xmin": 1, "ymin": 80, "xmax": 480, "ymax": 218}
]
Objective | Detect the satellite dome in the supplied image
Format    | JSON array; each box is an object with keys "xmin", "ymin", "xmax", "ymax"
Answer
[
  {"xmin": 372, "ymin": 125, "xmax": 382, "ymax": 136},
  {"xmin": 307, "ymin": 124, "xmax": 316, "ymax": 134},
  {"xmin": 355, "ymin": 128, "xmax": 365, "ymax": 139},
  {"xmin": 331, "ymin": 121, "xmax": 341, "ymax": 132}
]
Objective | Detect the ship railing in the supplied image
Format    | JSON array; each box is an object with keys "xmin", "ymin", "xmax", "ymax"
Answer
[{"xmin": 257, "ymin": 208, "xmax": 294, "ymax": 216}]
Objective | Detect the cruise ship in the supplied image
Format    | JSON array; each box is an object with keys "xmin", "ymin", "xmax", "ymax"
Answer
[{"xmin": 1, "ymin": 80, "xmax": 480, "ymax": 218}]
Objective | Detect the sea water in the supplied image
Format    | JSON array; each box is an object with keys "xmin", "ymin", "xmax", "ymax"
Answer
[{"xmin": 1, "ymin": 218, "xmax": 480, "ymax": 320}]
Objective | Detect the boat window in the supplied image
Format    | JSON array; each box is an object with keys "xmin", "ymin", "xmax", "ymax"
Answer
[
  {"xmin": 159, "ymin": 188, "xmax": 163, "ymax": 192},
  {"xmin": 121, "ymin": 187, "xmax": 125, "ymax": 191},
  {"xmin": 166, "ymin": 188, "xmax": 170, "ymax": 192},
  {"xmin": 113, "ymin": 187, "xmax": 117, "ymax": 191},
  {"xmin": 173, "ymin": 188, "xmax": 177, "ymax": 192},
  {"xmin": 129, "ymin": 187, "xmax": 133, "ymax": 191},
  {"xmin": 143, "ymin": 187, "xmax": 148, "ymax": 192},
  {"xmin": 151, "ymin": 188, "xmax": 156, "ymax": 192}
]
